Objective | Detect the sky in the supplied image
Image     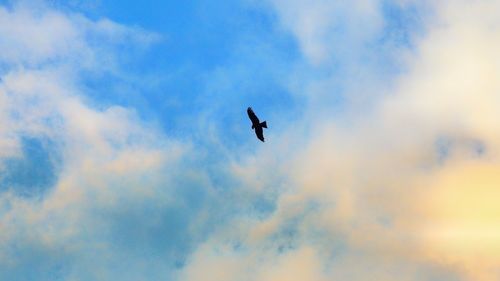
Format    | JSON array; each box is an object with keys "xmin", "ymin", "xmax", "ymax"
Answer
[{"xmin": 0, "ymin": 0, "xmax": 500, "ymax": 280}]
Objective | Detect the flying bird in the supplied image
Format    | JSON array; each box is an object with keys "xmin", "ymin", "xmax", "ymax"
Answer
[{"xmin": 247, "ymin": 107, "xmax": 267, "ymax": 142}]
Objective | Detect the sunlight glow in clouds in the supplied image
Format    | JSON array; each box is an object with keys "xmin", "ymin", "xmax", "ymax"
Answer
[
  {"xmin": 180, "ymin": 1, "xmax": 500, "ymax": 280},
  {"xmin": 1, "ymin": 0, "xmax": 500, "ymax": 280}
]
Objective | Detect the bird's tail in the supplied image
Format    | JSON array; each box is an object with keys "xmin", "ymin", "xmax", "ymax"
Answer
[{"xmin": 260, "ymin": 121, "xmax": 267, "ymax": 128}]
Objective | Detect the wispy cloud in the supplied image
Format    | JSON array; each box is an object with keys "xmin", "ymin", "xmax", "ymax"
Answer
[
  {"xmin": 0, "ymin": 3, "xmax": 192, "ymax": 280},
  {"xmin": 179, "ymin": 1, "xmax": 500, "ymax": 281}
]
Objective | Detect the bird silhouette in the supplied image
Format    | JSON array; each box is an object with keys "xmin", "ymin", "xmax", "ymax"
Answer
[{"xmin": 247, "ymin": 107, "xmax": 267, "ymax": 142}]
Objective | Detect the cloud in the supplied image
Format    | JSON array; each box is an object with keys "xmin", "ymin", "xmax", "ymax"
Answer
[
  {"xmin": 267, "ymin": 0, "xmax": 384, "ymax": 65},
  {"xmin": 1, "ymin": 0, "xmax": 499, "ymax": 280},
  {"xmin": 0, "ymin": 3, "xmax": 158, "ymax": 70},
  {"xmin": 179, "ymin": 0, "xmax": 500, "ymax": 280},
  {"xmin": 0, "ymin": 3, "xmax": 197, "ymax": 280}
]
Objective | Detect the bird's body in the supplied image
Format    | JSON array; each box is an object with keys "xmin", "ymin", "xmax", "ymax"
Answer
[{"xmin": 247, "ymin": 107, "xmax": 267, "ymax": 142}]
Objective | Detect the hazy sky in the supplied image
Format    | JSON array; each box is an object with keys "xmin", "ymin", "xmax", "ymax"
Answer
[{"xmin": 1, "ymin": 0, "xmax": 500, "ymax": 280}]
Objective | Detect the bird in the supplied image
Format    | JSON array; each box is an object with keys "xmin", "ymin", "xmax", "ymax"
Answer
[{"xmin": 247, "ymin": 107, "xmax": 267, "ymax": 142}]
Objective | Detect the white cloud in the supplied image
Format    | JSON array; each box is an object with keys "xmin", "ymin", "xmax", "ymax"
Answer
[
  {"xmin": 267, "ymin": 0, "xmax": 384, "ymax": 65},
  {"xmin": 179, "ymin": 1, "xmax": 500, "ymax": 280},
  {"xmin": 0, "ymin": 3, "xmax": 187, "ymax": 280},
  {"xmin": 0, "ymin": 3, "xmax": 159, "ymax": 69}
]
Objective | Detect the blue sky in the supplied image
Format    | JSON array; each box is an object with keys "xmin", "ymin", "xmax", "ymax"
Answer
[
  {"xmin": 78, "ymin": 0, "xmax": 301, "ymax": 143},
  {"xmin": 1, "ymin": 0, "xmax": 500, "ymax": 280}
]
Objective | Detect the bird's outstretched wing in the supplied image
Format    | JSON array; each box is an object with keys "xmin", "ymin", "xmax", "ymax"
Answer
[
  {"xmin": 255, "ymin": 126, "xmax": 265, "ymax": 142},
  {"xmin": 247, "ymin": 107, "xmax": 260, "ymax": 125}
]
